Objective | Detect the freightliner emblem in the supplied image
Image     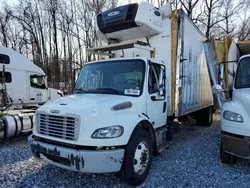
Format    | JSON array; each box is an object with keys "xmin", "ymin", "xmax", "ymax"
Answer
[
  {"xmin": 107, "ymin": 11, "xmax": 119, "ymax": 17},
  {"xmin": 51, "ymin": 110, "xmax": 60, "ymax": 114}
]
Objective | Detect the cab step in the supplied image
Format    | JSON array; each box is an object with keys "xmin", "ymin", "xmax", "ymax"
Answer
[{"xmin": 157, "ymin": 141, "xmax": 173, "ymax": 154}]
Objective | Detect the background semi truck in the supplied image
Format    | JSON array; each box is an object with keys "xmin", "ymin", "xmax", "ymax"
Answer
[
  {"xmin": 28, "ymin": 2, "xmax": 217, "ymax": 186},
  {"xmin": 219, "ymin": 40, "xmax": 250, "ymax": 163},
  {"xmin": 0, "ymin": 47, "xmax": 63, "ymax": 140}
]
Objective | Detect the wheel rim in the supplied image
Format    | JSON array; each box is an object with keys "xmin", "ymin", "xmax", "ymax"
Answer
[{"xmin": 133, "ymin": 141, "xmax": 150, "ymax": 175}]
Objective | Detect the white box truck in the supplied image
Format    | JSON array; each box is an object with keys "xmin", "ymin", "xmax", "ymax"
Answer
[
  {"xmin": 28, "ymin": 2, "xmax": 214, "ymax": 185},
  {"xmin": 219, "ymin": 40, "xmax": 250, "ymax": 163}
]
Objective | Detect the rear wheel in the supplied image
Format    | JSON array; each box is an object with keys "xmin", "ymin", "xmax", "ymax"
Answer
[
  {"xmin": 118, "ymin": 127, "xmax": 153, "ymax": 186},
  {"xmin": 195, "ymin": 107, "xmax": 213, "ymax": 126}
]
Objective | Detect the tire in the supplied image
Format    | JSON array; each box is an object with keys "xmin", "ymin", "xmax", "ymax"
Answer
[
  {"xmin": 195, "ymin": 107, "xmax": 213, "ymax": 126},
  {"xmin": 118, "ymin": 127, "xmax": 153, "ymax": 186},
  {"xmin": 220, "ymin": 138, "xmax": 237, "ymax": 164}
]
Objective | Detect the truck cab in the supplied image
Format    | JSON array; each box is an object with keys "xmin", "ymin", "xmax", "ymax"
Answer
[
  {"xmin": 220, "ymin": 41, "xmax": 250, "ymax": 163},
  {"xmin": 0, "ymin": 47, "xmax": 63, "ymax": 110},
  {"xmin": 29, "ymin": 57, "xmax": 166, "ymax": 185}
]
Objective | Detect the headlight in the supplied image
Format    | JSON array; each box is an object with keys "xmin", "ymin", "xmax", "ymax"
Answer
[
  {"xmin": 223, "ymin": 110, "xmax": 244, "ymax": 123},
  {"xmin": 91, "ymin": 125, "xmax": 124, "ymax": 139}
]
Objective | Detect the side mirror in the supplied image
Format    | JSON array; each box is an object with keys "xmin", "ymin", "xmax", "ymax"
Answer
[
  {"xmin": 159, "ymin": 67, "xmax": 164, "ymax": 87},
  {"xmin": 159, "ymin": 66, "xmax": 165, "ymax": 96},
  {"xmin": 222, "ymin": 89, "xmax": 233, "ymax": 99},
  {"xmin": 229, "ymin": 89, "xmax": 233, "ymax": 98},
  {"xmin": 218, "ymin": 64, "xmax": 224, "ymax": 84}
]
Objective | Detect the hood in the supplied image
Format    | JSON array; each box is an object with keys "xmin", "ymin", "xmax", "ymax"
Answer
[
  {"xmin": 38, "ymin": 94, "xmax": 133, "ymax": 112},
  {"xmin": 233, "ymin": 89, "xmax": 250, "ymax": 113}
]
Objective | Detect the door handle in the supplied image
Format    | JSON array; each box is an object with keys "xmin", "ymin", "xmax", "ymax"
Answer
[
  {"xmin": 30, "ymin": 98, "xmax": 35, "ymax": 100},
  {"xmin": 151, "ymin": 96, "xmax": 156, "ymax": 101}
]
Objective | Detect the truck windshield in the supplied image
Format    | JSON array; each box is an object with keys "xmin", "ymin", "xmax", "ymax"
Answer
[
  {"xmin": 74, "ymin": 59, "xmax": 145, "ymax": 96},
  {"xmin": 235, "ymin": 57, "xmax": 250, "ymax": 89}
]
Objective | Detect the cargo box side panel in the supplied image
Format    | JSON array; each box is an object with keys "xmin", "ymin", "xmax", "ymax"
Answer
[{"xmin": 176, "ymin": 12, "xmax": 213, "ymax": 117}]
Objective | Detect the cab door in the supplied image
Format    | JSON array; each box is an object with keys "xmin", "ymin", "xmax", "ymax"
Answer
[
  {"xmin": 146, "ymin": 62, "xmax": 167, "ymax": 129},
  {"xmin": 27, "ymin": 72, "xmax": 47, "ymax": 104}
]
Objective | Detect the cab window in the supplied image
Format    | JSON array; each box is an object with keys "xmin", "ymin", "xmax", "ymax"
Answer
[
  {"xmin": 0, "ymin": 72, "xmax": 12, "ymax": 83},
  {"xmin": 30, "ymin": 75, "xmax": 46, "ymax": 89},
  {"xmin": 148, "ymin": 64, "xmax": 160, "ymax": 94}
]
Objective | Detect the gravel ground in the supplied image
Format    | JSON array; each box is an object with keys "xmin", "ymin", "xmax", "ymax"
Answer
[{"xmin": 1, "ymin": 115, "xmax": 250, "ymax": 188}]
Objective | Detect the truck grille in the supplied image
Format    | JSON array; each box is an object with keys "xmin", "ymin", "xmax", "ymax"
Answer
[{"xmin": 37, "ymin": 113, "xmax": 80, "ymax": 141}]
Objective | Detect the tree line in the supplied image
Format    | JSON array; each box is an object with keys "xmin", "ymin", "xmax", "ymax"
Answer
[{"xmin": 0, "ymin": 0, "xmax": 249, "ymax": 93}]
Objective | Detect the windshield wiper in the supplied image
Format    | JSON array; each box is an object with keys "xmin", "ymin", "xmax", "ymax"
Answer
[
  {"xmin": 238, "ymin": 84, "xmax": 250, "ymax": 89},
  {"xmin": 92, "ymin": 87, "xmax": 120, "ymax": 94},
  {"xmin": 74, "ymin": 88, "xmax": 89, "ymax": 93},
  {"xmin": 74, "ymin": 87, "xmax": 120, "ymax": 94}
]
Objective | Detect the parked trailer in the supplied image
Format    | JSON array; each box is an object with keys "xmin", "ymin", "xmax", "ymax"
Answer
[{"xmin": 28, "ymin": 2, "xmax": 216, "ymax": 186}]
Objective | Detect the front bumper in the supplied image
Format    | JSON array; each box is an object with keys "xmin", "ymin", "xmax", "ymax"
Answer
[
  {"xmin": 28, "ymin": 135, "xmax": 125, "ymax": 173},
  {"xmin": 221, "ymin": 131, "xmax": 250, "ymax": 159}
]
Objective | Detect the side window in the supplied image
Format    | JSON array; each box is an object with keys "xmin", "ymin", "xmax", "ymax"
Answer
[
  {"xmin": 30, "ymin": 75, "xmax": 46, "ymax": 89},
  {"xmin": 148, "ymin": 64, "xmax": 160, "ymax": 94},
  {"xmin": 0, "ymin": 54, "xmax": 10, "ymax": 64},
  {"xmin": 0, "ymin": 72, "xmax": 12, "ymax": 83}
]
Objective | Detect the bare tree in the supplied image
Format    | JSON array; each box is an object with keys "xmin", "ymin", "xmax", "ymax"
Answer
[
  {"xmin": 215, "ymin": 0, "xmax": 245, "ymax": 36},
  {"xmin": 179, "ymin": 0, "xmax": 200, "ymax": 19},
  {"xmin": 0, "ymin": 9, "xmax": 11, "ymax": 47},
  {"xmin": 196, "ymin": 0, "xmax": 225, "ymax": 38},
  {"xmin": 88, "ymin": 0, "xmax": 106, "ymax": 14},
  {"xmin": 169, "ymin": 0, "xmax": 180, "ymax": 9},
  {"xmin": 157, "ymin": 0, "xmax": 168, "ymax": 6},
  {"xmin": 237, "ymin": 15, "xmax": 250, "ymax": 40},
  {"xmin": 10, "ymin": 0, "xmax": 43, "ymax": 67},
  {"xmin": 49, "ymin": 0, "xmax": 60, "ymax": 85}
]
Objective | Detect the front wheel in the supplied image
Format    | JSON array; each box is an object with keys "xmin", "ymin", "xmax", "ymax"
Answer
[{"xmin": 118, "ymin": 128, "xmax": 153, "ymax": 186}]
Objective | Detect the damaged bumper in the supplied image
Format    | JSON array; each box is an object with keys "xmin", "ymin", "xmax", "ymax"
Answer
[{"xmin": 28, "ymin": 135, "xmax": 125, "ymax": 173}]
